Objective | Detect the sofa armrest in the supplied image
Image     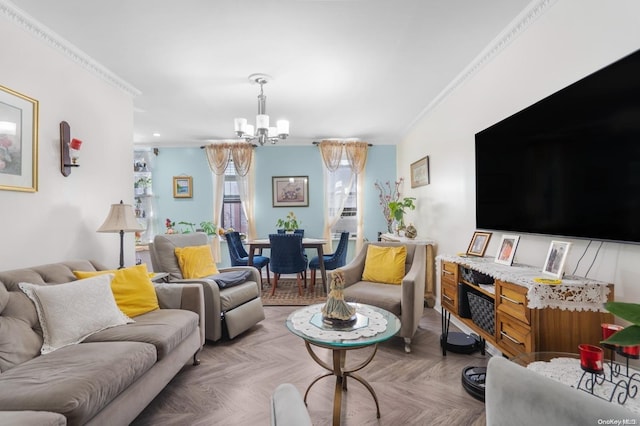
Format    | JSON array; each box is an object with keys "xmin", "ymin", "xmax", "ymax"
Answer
[
  {"xmin": 218, "ymin": 266, "xmax": 261, "ymax": 288},
  {"xmin": 0, "ymin": 411, "xmax": 66, "ymax": 426},
  {"xmin": 486, "ymin": 356, "xmax": 639, "ymax": 425},
  {"xmin": 338, "ymin": 245, "xmax": 368, "ymax": 288},
  {"xmin": 154, "ymin": 282, "xmax": 205, "ymax": 345}
]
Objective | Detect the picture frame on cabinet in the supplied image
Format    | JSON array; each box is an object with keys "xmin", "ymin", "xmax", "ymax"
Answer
[
  {"xmin": 495, "ymin": 234, "xmax": 520, "ymax": 265},
  {"xmin": 466, "ymin": 231, "xmax": 492, "ymax": 257},
  {"xmin": 410, "ymin": 155, "xmax": 429, "ymax": 188},
  {"xmin": 542, "ymin": 240, "xmax": 571, "ymax": 279},
  {"xmin": 0, "ymin": 84, "xmax": 39, "ymax": 192},
  {"xmin": 173, "ymin": 176, "xmax": 193, "ymax": 198}
]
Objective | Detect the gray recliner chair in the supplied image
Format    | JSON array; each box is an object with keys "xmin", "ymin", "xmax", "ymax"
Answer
[{"xmin": 150, "ymin": 233, "xmax": 265, "ymax": 342}]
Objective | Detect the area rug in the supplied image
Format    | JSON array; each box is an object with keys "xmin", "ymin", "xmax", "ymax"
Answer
[{"xmin": 260, "ymin": 279, "xmax": 326, "ymax": 306}]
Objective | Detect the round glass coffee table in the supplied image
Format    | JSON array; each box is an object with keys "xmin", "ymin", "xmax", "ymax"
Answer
[{"xmin": 286, "ymin": 303, "xmax": 401, "ymax": 426}]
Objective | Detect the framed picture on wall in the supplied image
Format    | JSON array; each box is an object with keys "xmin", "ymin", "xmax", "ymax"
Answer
[
  {"xmin": 466, "ymin": 231, "xmax": 492, "ymax": 257},
  {"xmin": 272, "ymin": 176, "xmax": 309, "ymax": 207},
  {"xmin": 542, "ymin": 240, "xmax": 571, "ymax": 279},
  {"xmin": 410, "ymin": 156, "xmax": 429, "ymax": 188},
  {"xmin": 173, "ymin": 176, "xmax": 193, "ymax": 198},
  {"xmin": 0, "ymin": 84, "xmax": 39, "ymax": 192},
  {"xmin": 495, "ymin": 234, "xmax": 520, "ymax": 265}
]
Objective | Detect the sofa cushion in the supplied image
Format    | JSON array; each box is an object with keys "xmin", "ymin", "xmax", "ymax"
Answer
[
  {"xmin": 0, "ymin": 260, "xmax": 105, "ymax": 372},
  {"xmin": 0, "ymin": 341, "xmax": 156, "ymax": 425},
  {"xmin": 343, "ymin": 281, "xmax": 401, "ymax": 316},
  {"xmin": 361, "ymin": 245, "xmax": 407, "ymax": 284},
  {"xmin": 174, "ymin": 245, "xmax": 219, "ymax": 278},
  {"xmin": 84, "ymin": 308, "xmax": 198, "ymax": 360},
  {"xmin": 18, "ymin": 275, "xmax": 133, "ymax": 354},
  {"xmin": 73, "ymin": 264, "xmax": 160, "ymax": 317}
]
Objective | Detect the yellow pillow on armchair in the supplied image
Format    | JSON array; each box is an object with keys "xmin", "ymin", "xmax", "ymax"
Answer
[
  {"xmin": 73, "ymin": 263, "xmax": 159, "ymax": 317},
  {"xmin": 174, "ymin": 245, "xmax": 219, "ymax": 279},
  {"xmin": 362, "ymin": 245, "xmax": 407, "ymax": 285}
]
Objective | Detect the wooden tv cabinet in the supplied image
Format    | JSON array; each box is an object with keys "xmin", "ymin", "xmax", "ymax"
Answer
[{"xmin": 439, "ymin": 256, "xmax": 614, "ymax": 358}]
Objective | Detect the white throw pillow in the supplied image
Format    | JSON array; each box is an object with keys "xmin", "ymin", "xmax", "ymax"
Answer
[{"xmin": 19, "ymin": 274, "xmax": 133, "ymax": 354}]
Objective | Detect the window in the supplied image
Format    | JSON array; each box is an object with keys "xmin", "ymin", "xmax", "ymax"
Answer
[
  {"xmin": 221, "ymin": 161, "xmax": 248, "ymax": 234},
  {"xmin": 329, "ymin": 161, "xmax": 357, "ymax": 237}
]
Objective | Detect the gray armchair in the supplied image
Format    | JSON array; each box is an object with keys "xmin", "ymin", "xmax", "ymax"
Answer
[
  {"xmin": 150, "ymin": 233, "xmax": 265, "ymax": 342},
  {"xmin": 339, "ymin": 242, "xmax": 426, "ymax": 353}
]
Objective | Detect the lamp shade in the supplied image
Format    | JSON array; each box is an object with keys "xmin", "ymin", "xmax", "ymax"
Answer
[{"xmin": 97, "ymin": 201, "xmax": 144, "ymax": 233}]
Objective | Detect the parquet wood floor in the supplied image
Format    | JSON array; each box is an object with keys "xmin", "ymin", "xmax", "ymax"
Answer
[{"xmin": 131, "ymin": 306, "xmax": 488, "ymax": 426}]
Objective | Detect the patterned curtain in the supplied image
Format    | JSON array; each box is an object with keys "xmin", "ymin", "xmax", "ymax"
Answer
[
  {"xmin": 204, "ymin": 141, "xmax": 255, "ymax": 260},
  {"xmin": 318, "ymin": 139, "xmax": 369, "ymax": 253},
  {"xmin": 319, "ymin": 140, "xmax": 344, "ymax": 172}
]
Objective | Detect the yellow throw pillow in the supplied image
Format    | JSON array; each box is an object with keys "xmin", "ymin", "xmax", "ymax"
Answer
[
  {"xmin": 174, "ymin": 245, "xmax": 219, "ymax": 279},
  {"xmin": 361, "ymin": 245, "xmax": 407, "ymax": 285},
  {"xmin": 73, "ymin": 264, "xmax": 159, "ymax": 317}
]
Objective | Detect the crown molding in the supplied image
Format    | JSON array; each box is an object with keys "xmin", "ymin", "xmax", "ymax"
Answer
[
  {"xmin": 0, "ymin": 0, "xmax": 141, "ymax": 97},
  {"xmin": 404, "ymin": 0, "xmax": 557, "ymax": 134}
]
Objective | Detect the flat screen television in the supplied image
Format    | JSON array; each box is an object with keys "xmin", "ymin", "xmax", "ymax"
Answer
[{"xmin": 475, "ymin": 49, "xmax": 640, "ymax": 244}]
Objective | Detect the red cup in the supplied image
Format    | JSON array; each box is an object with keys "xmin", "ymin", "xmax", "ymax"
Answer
[
  {"xmin": 579, "ymin": 344, "xmax": 604, "ymax": 373},
  {"xmin": 601, "ymin": 323, "xmax": 624, "ymax": 340},
  {"xmin": 69, "ymin": 138, "xmax": 82, "ymax": 150},
  {"xmin": 622, "ymin": 345, "xmax": 640, "ymax": 357}
]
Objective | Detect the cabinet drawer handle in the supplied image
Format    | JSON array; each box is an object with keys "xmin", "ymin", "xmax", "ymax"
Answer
[
  {"xmin": 442, "ymin": 270, "xmax": 454, "ymax": 276},
  {"xmin": 442, "ymin": 294, "xmax": 453, "ymax": 302},
  {"xmin": 500, "ymin": 331, "xmax": 524, "ymax": 346},
  {"xmin": 500, "ymin": 295, "xmax": 523, "ymax": 305}
]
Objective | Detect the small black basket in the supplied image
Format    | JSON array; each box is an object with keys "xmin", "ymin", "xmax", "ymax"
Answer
[
  {"xmin": 460, "ymin": 267, "xmax": 494, "ymax": 285},
  {"xmin": 467, "ymin": 291, "xmax": 495, "ymax": 335}
]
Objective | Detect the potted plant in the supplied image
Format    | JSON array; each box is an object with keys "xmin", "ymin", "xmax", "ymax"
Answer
[
  {"xmin": 388, "ymin": 197, "xmax": 416, "ymax": 233},
  {"xmin": 601, "ymin": 302, "xmax": 640, "ymax": 346},
  {"xmin": 199, "ymin": 221, "xmax": 217, "ymax": 237},
  {"xmin": 276, "ymin": 211, "xmax": 300, "ymax": 232}
]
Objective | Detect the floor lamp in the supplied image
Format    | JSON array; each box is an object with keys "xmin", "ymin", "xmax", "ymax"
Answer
[{"xmin": 97, "ymin": 200, "xmax": 144, "ymax": 269}]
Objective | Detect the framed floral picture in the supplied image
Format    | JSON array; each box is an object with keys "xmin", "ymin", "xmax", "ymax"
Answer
[
  {"xmin": 173, "ymin": 176, "xmax": 193, "ymax": 198},
  {"xmin": 272, "ymin": 176, "xmax": 309, "ymax": 207},
  {"xmin": 542, "ymin": 240, "xmax": 571, "ymax": 279},
  {"xmin": 0, "ymin": 85, "xmax": 39, "ymax": 192},
  {"xmin": 410, "ymin": 156, "xmax": 429, "ymax": 188},
  {"xmin": 466, "ymin": 231, "xmax": 492, "ymax": 257},
  {"xmin": 495, "ymin": 234, "xmax": 520, "ymax": 265}
]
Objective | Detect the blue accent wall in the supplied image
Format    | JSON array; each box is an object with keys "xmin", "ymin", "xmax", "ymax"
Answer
[{"xmin": 152, "ymin": 145, "xmax": 396, "ymax": 266}]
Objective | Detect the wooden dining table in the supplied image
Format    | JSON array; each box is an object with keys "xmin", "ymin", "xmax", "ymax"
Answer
[{"xmin": 246, "ymin": 238, "xmax": 328, "ymax": 292}]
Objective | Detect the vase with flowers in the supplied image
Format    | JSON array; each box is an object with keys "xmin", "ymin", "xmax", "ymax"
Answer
[
  {"xmin": 389, "ymin": 197, "xmax": 416, "ymax": 234},
  {"xmin": 375, "ymin": 179, "xmax": 403, "ymax": 233},
  {"xmin": 276, "ymin": 211, "xmax": 300, "ymax": 232}
]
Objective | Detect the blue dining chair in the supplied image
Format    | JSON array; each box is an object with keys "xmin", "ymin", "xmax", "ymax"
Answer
[
  {"xmin": 226, "ymin": 231, "xmax": 270, "ymax": 287},
  {"xmin": 309, "ymin": 231, "xmax": 350, "ymax": 284},
  {"xmin": 268, "ymin": 233, "xmax": 308, "ymax": 296}
]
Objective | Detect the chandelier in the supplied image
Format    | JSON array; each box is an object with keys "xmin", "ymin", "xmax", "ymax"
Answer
[{"xmin": 234, "ymin": 74, "xmax": 290, "ymax": 146}]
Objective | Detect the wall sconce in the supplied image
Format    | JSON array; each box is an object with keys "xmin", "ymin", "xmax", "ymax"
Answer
[{"xmin": 60, "ymin": 121, "xmax": 83, "ymax": 177}]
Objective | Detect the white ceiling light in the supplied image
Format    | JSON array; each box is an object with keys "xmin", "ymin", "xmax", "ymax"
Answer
[{"xmin": 234, "ymin": 74, "xmax": 289, "ymax": 146}]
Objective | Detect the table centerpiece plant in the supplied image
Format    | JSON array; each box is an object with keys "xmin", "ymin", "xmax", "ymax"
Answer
[{"xmin": 276, "ymin": 211, "xmax": 301, "ymax": 232}]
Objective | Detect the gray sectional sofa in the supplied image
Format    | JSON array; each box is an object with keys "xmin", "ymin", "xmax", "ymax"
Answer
[{"xmin": 0, "ymin": 260, "xmax": 205, "ymax": 426}]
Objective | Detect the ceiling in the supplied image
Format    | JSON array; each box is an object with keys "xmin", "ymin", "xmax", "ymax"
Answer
[{"xmin": 9, "ymin": 0, "xmax": 532, "ymax": 147}]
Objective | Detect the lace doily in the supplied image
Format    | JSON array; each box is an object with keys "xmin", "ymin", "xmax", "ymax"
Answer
[
  {"xmin": 290, "ymin": 304, "xmax": 388, "ymax": 340},
  {"xmin": 437, "ymin": 255, "xmax": 610, "ymax": 312},
  {"xmin": 527, "ymin": 357, "xmax": 640, "ymax": 414}
]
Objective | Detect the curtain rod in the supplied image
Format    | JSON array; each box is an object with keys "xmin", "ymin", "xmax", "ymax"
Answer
[{"xmin": 312, "ymin": 141, "xmax": 373, "ymax": 146}]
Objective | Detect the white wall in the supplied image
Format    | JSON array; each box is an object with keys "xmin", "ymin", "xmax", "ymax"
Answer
[
  {"xmin": 399, "ymin": 0, "xmax": 640, "ymax": 304},
  {"xmin": 0, "ymin": 15, "xmax": 135, "ymax": 270}
]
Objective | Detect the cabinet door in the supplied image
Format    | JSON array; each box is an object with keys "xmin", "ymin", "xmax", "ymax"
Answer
[{"xmin": 496, "ymin": 280, "xmax": 530, "ymax": 326}]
